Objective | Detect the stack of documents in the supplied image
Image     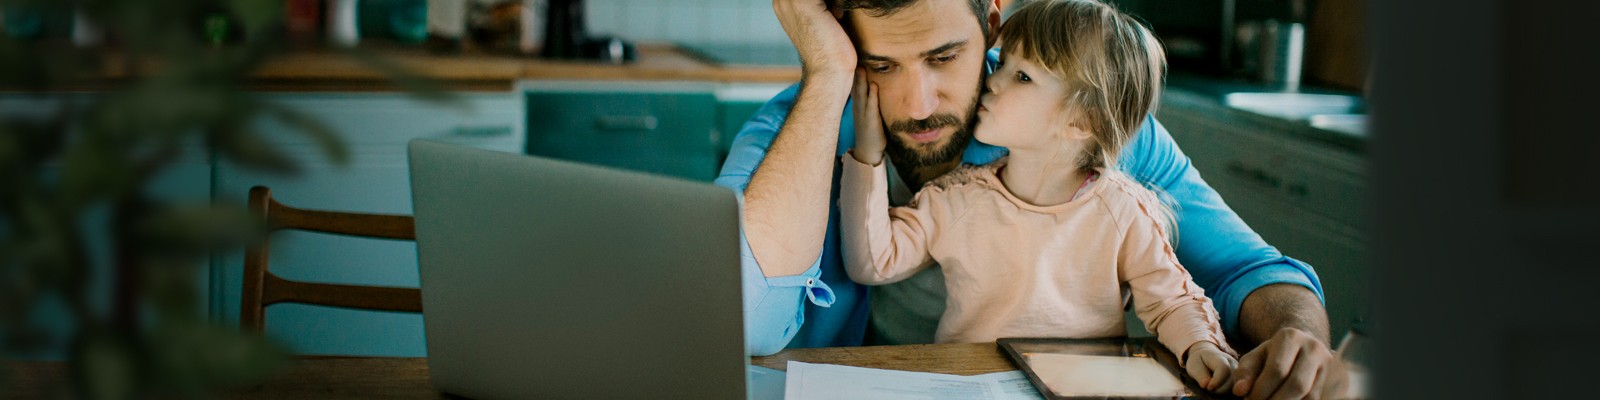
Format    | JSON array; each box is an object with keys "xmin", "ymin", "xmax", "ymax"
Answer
[{"xmin": 782, "ymin": 361, "xmax": 1045, "ymax": 400}]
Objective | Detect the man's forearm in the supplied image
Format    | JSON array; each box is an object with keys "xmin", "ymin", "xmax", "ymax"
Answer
[
  {"xmin": 744, "ymin": 73, "xmax": 853, "ymax": 277},
  {"xmin": 1236, "ymin": 283, "xmax": 1330, "ymax": 349}
]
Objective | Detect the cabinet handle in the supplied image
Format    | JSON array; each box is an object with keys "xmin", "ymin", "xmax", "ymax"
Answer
[
  {"xmin": 450, "ymin": 126, "xmax": 514, "ymax": 137},
  {"xmin": 1227, "ymin": 161, "xmax": 1313, "ymax": 198},
  {"xmin": 595, "ymin": 115, "xmax": 658, "ymax": 131},
  {"xmin": 1225, "ymin": 161, "xmax": 1283, "ymax": 189}
]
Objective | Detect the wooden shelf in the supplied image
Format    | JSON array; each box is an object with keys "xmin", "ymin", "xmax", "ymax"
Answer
[{"xmin": 3, "ymin": 42, "xmax": 801, "ymax": 93}]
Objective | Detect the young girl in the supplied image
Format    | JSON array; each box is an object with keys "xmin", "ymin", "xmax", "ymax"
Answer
[{"xmin": 840, "ymin": 0, "xmax": 1238, "ymax": 391}]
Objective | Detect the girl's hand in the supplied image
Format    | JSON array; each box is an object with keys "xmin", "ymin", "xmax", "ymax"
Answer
[
  {"xmin": 851, "ymin": 68, "xmax": 887, "ymax": 166},
  {"xmin": 1185, "ymin": 341, "xmax": 1239, "ymax": 394}
]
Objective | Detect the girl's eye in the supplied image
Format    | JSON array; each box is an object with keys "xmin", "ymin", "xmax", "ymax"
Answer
[{"xmin": 1016, "ymin": 71, "xmax": 1031, "ymax": 83}]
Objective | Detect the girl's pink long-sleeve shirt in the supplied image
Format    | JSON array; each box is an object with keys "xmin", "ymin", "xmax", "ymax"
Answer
[{"xmin": 839, "ymin": 156, "xmax": 1236, "ymax": 362}]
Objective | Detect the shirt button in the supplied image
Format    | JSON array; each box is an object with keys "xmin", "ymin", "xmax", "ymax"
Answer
[{"xmin": 805, "ymin": 278, "xmax": 814, "ymax": 287}]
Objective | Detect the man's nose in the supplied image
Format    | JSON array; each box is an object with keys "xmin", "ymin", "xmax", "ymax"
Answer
[{"xmin": 903, "ymin": 72, "xmax": 939, "ymax": 121}]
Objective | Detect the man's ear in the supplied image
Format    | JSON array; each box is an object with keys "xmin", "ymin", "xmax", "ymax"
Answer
[{"xmin": 985, "ymin": 0, "xmax": 1002, "ymax": 47}]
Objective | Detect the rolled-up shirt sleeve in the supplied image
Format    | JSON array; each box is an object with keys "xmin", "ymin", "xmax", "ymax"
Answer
[
  {"xmin": 714, "ymin": 84, "xmax": 839, "ymax": 356},
  {"xmin": 1118, "ymin": 114, "xmax": 1325, "ymax": 336}
]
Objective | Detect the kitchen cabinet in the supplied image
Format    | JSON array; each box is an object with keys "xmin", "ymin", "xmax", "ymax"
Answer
[
  {"xmin": 714, "ymin": 84, "xmax": 791, "ymax": 168},
  {"xmin": 1157, "ymin": 90, "xmax": 1369, "ymax": 342},
  {"xmin": 211, "ymin": 92, "xmax": 523, "ymax": 356},
  {"xmin": 522, "ymin": 81, "xmax": 720, "ymax": 182}
]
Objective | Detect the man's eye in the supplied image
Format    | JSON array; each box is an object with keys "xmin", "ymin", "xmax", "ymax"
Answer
[
  {"xmin": 931, "ymin": 54, "xmax": 957, "ymax": 65},
  {"xmin": 1016, "ymin": 71, "xmax": 1031, "ymax": 82},
  {"xmin": 869, "ymin": 64, "xmax": 895, "ymax": 74}
]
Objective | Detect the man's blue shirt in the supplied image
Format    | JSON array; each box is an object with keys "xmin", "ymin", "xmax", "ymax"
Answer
[{"xmin": 715, "ymin": 49, "xmax": 1323, "ymax": 356}]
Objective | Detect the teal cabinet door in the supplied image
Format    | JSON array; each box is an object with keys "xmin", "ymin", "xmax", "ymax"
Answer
[
  {"xmin": 212, "ymin": 92, "xmax": 523, "ymax": 357},
  {"xmin": 714, "ymin": 84, "xmax": 790, "ymax": 170},
  {"xmin": 523, "ymin": 82, "xmax": 719, "ymax": 182}
]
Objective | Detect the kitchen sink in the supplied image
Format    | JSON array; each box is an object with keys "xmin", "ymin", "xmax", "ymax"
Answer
[
  {"xmin": 1223, "ymin": 92, "xmax": 1364, "ymax": 120},
  {"xmin": 1308, "ymin": 114, "xmax": 1367, "ymax": 137}
]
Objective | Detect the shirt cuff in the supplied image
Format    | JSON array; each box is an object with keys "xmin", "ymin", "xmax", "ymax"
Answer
[
  {"xmin": 758, "ymin": 254, "xmax": 836, "ymax": 308},
  {"xmin": 1214, "ymin": 260, "xmax": 1324, "ymax": 336}
]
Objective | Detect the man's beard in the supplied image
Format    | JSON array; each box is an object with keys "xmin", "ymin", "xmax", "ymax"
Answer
[{"xmin": 882, "ymin": 102, "xmax": 978, "ymax": 174}]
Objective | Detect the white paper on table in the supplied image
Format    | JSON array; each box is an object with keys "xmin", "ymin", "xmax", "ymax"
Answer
[
  {"xmin": 983, "ymin": 370, "xmax": 1048, "ymax": 400},
  {"xmin": 783, "ymin": 361, "xmax": 1044, "ymax": 400},
  {"xmin": 1022, "ymin": 353, "xmax": 1187, "ymax": 397}
]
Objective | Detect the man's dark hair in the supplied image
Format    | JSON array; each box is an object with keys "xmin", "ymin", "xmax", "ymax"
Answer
[{"xmin": 834, "ymin": 0, "xmax": 993, "ymax": 34}]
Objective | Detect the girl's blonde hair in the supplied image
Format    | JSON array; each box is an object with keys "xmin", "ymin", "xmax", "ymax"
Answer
[
  {"xmin": 997, "ymin": 0, "xmax": 1166, "ymax": 173},
  {"xmin": 999, "ymin": 0, "xmax": 1179, "ymax": 241}
]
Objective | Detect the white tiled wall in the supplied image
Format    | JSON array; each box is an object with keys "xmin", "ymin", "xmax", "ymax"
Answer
[{"xmin": 586, "ymin": 0, "xmax": 790, "ymax": 45}]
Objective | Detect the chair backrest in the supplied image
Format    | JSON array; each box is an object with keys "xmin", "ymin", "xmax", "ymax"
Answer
[{"xmin": 240, "ymin": 185, "xmax": 423, "ymax": 333}]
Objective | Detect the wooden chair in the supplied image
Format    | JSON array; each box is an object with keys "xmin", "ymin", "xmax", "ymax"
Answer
[{"xmin": 240, "ymin": 185, "xmax": 423, "ymax": 333}]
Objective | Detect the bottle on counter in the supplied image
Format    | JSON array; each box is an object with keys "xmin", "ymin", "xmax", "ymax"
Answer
[
  {"xmin": 285, "ymin": 0, "xmax": 321, "ymax": 45},
  {"xmin": 72, "ymin": 7, "xmax": 102, "ymax": 47},
  {"xmin": 467, "ymin": 0, "xmax": 540, "ymax": 54},
  {"xmin": 327, "ymin": 0, "xmax": 359, "ymax": 47},
  {"xmin": 389, "ymin": 0, "xmax": 429, "ymax": 44},
  {"xmin": 198, "ymin": 4, "xmax": 247, "ymax": 46},
  {"xmin": 521, "ymin": 0, "xmax": 545, "ymax": 55},
  {"xmin": 425, "ymin": 0, "xmax": 466, "ymax": 53},
  {"xmin": 540, "ymin": 0, "xmax": 582, "ymax": 59}
]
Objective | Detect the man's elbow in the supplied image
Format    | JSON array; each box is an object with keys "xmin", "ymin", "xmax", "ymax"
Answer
[
  {"xmin": 743, "ymin": 294, "xmax": 803, "ymax": 356},
  {"xmin": 747, "ymin": 337, "xmax": 788, "ymax": 357},
  {"xmin": 746, "ymin": 322, "xmax": 799, "ymax": 356}
]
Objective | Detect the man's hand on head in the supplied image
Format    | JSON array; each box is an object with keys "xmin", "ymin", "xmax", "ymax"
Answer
[
  {"xmin": 774, "ymin": 0, "xmax": 858, "ymax": 80},
  {"xmin": 745, "ymin": 1, "xmax": 861, "ymax": 279}
]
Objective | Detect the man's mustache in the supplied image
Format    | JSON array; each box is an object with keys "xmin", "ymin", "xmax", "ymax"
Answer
[{"xmin": 886, "ymin": 114, "xmax": 962, "ymax": 136}]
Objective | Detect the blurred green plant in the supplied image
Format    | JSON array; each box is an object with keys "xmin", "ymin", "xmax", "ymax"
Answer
[{"xmin": 0, "ymin": 0, "xmax": 447, "ymax": 397}]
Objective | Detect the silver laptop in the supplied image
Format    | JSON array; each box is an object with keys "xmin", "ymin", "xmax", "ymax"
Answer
[{"xmin": 408, "ymin": 140, "xmax": 759, "ymax": 399}]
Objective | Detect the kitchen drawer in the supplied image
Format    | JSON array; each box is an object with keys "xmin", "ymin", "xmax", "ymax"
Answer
[
  {"xmin": 1160, "ymin": 107, "xmax": 1366, "ymax": 230},
  {"xmin": 1214, "ymin": 131, "xmax": 1364, "ymax": 228},
  {"xmin": 573, "ymin": 153, "xmax": 721, "ymax": 183},
  {"xmin": 524, "ymin": 83, "xmax": 718, "ymax": 181}
]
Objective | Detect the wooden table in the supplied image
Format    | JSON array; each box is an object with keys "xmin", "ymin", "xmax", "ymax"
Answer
[
  {"xmin": 750, "ymin": 342, "xmax": 1015, "ymax": 376},
  {"xmin": 6, "ymin": 343, "xmax": 1016, "ymax": 399}
]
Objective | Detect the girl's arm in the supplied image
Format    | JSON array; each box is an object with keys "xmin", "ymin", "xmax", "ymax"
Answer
[
  {"xmin": 838, "ymin": 154, "xmax": 941, "ymax": 285},
  {"xmin": 838, "ymin": 74, "xmax": 937, "ymax": 284},
  {"xmin": 1116, "ymin": 189, "xmax": 1238, "ymax": 364}
]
